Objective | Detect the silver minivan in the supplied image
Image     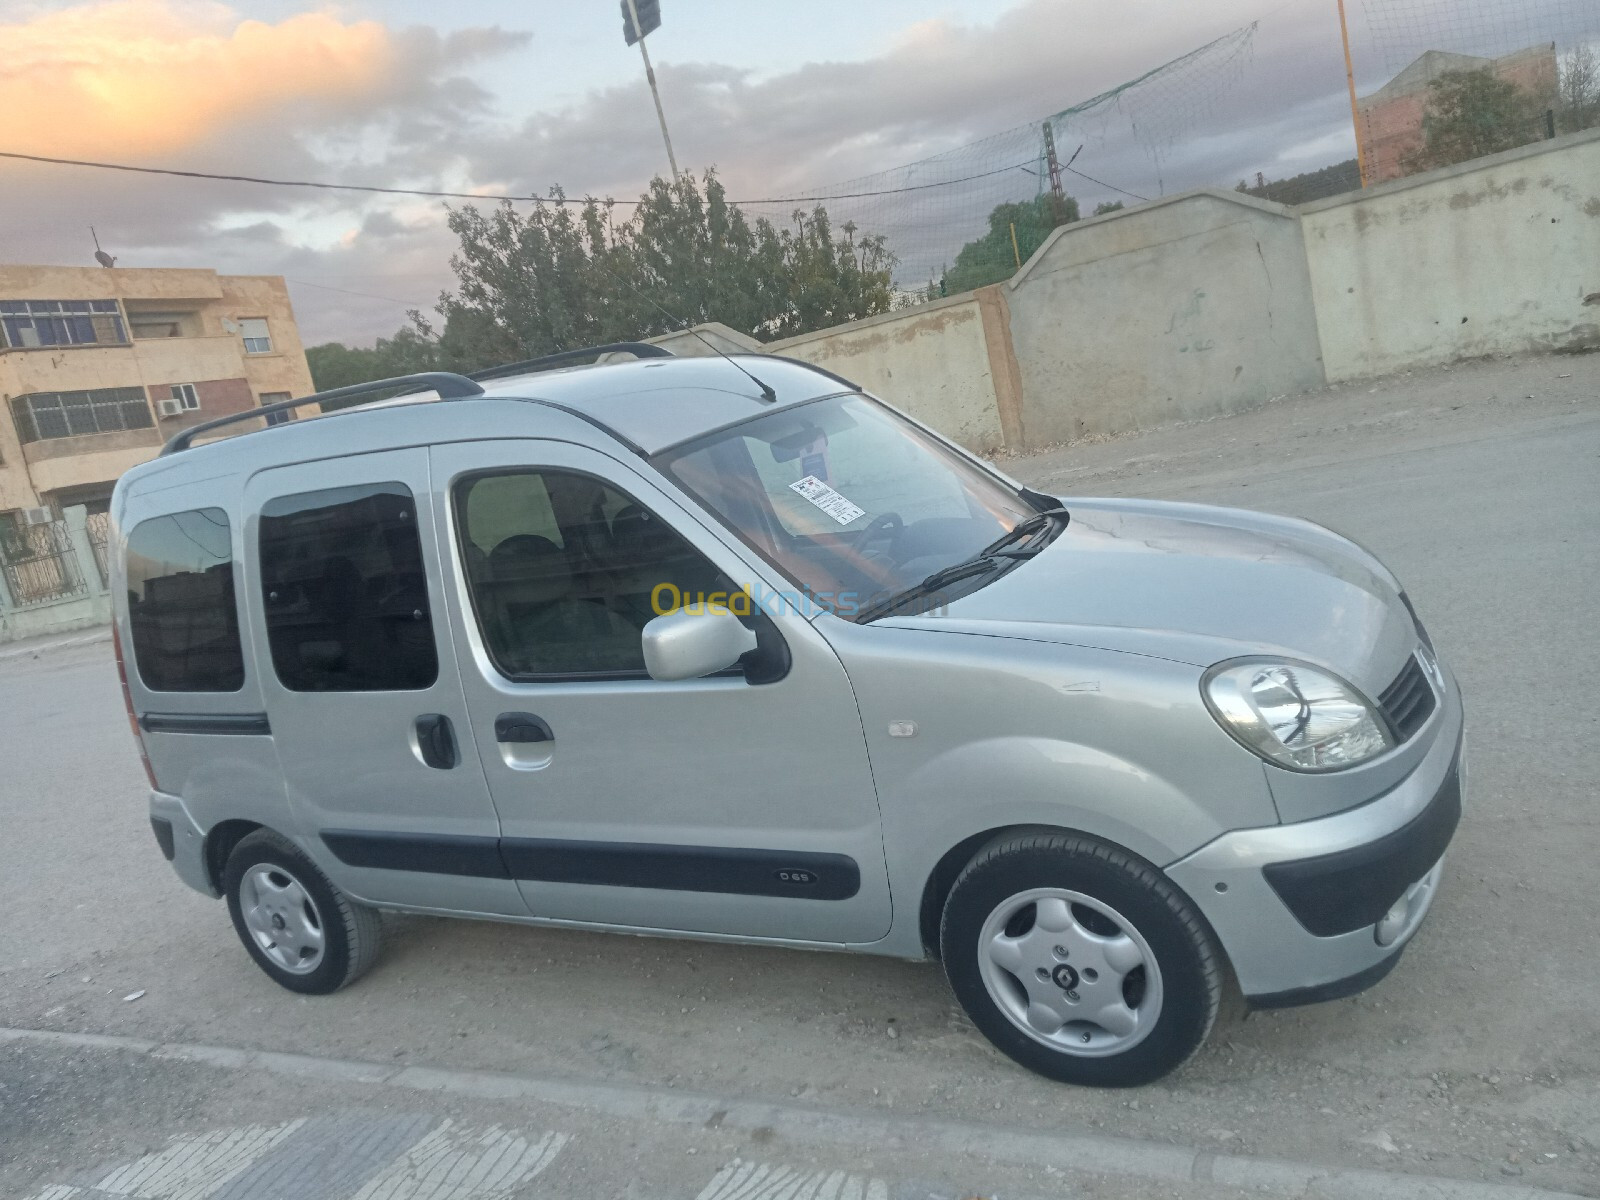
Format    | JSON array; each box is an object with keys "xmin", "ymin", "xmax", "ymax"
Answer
[{"xmin": 112, "ymin": 346, "xmax": 1461, "ymax": 1087}]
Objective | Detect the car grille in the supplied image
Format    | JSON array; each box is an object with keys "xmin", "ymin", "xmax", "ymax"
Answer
[{"xmin": 1378, "ymin": 654, "xmax": 1436, "ymax": 742}]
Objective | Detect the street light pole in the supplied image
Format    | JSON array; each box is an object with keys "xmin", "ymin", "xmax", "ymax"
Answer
[{"xmin": 624, "ymin": 0, "xmax": 681, "ymax": 187}]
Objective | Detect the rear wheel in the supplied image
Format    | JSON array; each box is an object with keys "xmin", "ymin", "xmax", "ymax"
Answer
[
  {"xmin": 223, "ymin": 830, "xmax": 383, "ymax": 995},
  {"xmin": 941, "ymin": 832, "xmax": 1221, "ymax": 1087}
]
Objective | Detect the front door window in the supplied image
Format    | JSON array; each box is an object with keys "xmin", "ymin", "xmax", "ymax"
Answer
[{"xmin": 454, "ymin": 469, "xmax": 735, "ymax": 680}]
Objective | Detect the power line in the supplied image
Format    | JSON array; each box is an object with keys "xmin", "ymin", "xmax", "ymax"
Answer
[
  {"xmin": 285, "ymin": 278, "xmax": 429, "ymax": 307},
  {"xmin": 1061, "ymin": 164, "xmax": 1149, "ymax": 202},
  {"xmin": 0, "ymin": 148, "xmax": 1097, "ymax": 208}
]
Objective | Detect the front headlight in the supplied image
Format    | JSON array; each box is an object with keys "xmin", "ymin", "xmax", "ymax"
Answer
[{"xmin": 1202, "ymin": 659, "xmax": 1393, "ymax": 772}]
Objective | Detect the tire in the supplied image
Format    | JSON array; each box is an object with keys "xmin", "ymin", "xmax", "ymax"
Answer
[
  {"xmin": 222, "ymin": 829, "xmax": 383, "ymax": 995},
  {"xmin": 940, "ymin": 831, "xmax": 1222, "ymax": 1087}
]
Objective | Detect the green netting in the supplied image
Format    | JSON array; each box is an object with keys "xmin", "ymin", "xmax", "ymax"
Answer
[{"xmin": 734, "ymin": 25, "xmax": 1260, "ymax": 296}]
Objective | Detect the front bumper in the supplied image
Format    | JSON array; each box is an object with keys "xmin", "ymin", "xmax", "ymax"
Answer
[
  {"xmin": 149, "ymin": 791, "xmax": 219, "ymax": 898},
  {"xmin": 1166, "ymin": 675, "xmax": 1463, "ymax": 1004}
]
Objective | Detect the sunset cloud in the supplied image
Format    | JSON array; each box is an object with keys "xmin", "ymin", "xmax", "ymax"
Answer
[{"xmin": 0, "ymin": 1, "xmax": 400, "ymax": 159}]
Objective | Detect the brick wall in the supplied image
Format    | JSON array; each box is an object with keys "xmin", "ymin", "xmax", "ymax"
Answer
[
  {"xmin": 1360, "ymin": 44, "xmax": 1559, "ymax": 184},
  {"xmin": 150, "ymin": 376, "xmax": 254, "ymax": 430}
]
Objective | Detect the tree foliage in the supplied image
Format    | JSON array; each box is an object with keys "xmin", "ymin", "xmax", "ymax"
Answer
[
  {"xmin": 1404, "ymin": 68, "xmax": 1541, "ymax": 175},
  {"xmin": 943, "ymin": 193, "xmax": 1080, "ymax": 294},
  {"xmin": 306, "ymin": 170, "xmax": 896, "ymax": 388},
  {"xmin": 305, "ymin": 327, "xmax": 440, "ymax": 399},
  {"xmin": 1092, "ymin": 200, "xmax": 1126, "ymax": 216},
  {"xmin": 1236, "ymin": 160, "xmax": 1360, "ymax": 205},
  {"xmin": 1558, "ymin": 43, "xmax": 1600, "ymax": 134}
]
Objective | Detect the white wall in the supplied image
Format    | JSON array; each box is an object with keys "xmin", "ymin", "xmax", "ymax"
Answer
[
  {"xmin": 1004, "ymin": 191, "xmax": 1326, "ymax": 446},
  {"xmin": 1303, "ymin": 129, "xmax": 1600, "ymax": 382}
]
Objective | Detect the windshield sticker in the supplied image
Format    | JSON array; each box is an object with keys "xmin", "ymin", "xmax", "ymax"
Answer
[{"xmin": 789, "ymin": 475, "xmax": 866, "ymax": 526}]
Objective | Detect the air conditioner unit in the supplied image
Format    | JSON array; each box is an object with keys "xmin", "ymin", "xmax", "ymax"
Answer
[
  {"xmin": 19, "ymin": 506, "xmax": 53, "ymax": 526},
  {"xmin": 157, "ymin": 398, "xmax": 186, "ymax": 418}
]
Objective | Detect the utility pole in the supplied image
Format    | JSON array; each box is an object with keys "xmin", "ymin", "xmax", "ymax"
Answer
[
  {"xmin": 622, "ymin": 0, "xmax": 680, "ymax": 186},
  {"xmin": 1042, "ymin": 122, "xmax": 1067, "ymax": 220},
  {"xmin": 1337, "ymin": 0, "xmax": 1370, "ymax": 187}
]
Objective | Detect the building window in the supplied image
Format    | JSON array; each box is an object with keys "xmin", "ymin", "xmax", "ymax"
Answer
[
  {"xmin": 0, "ymin": 300, "xmax": 126, "ymax": 349},
  {"xmin": 259, "ymin": 391, "xmax": 293, "ymax": 427},
  {"xmin": 130, "ymin": 312, "xmax": 187, "ymax": 339},
  {"xmin": 239, "ymin": 318, "xmax": 272, "ymax": 354},
  {"xmin": 10, "ymin": 387, "xmax": 154, "ymax": 444},
  {"xmin": 171, "ymin": 383, "xmax": 201, "ymax": 411}
]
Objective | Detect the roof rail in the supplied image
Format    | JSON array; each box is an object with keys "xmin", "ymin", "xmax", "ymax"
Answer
[
  {"xmin": 159, "ymin": 371, "xmax": 485, "ymax": 456},
  {"xmin": 469, "ymin": 342, "xmax": 672, "ymax": 382}
]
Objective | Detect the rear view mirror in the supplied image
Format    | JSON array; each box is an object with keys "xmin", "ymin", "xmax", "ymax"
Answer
[{"xmin": 641, "ymin": 608, "xmax": 758, "ymax": 681}]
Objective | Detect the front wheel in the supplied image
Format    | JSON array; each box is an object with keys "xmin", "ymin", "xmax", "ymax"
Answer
[
  {"xmin": 223, "ymin": 830, "xmax": 383, "ymax": 995},
  {"xmin": 941, "ymin": 832, "xmax": 1222, "ymax": 1087}
]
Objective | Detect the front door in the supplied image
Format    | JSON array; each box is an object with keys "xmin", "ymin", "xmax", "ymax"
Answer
[
  {"xmin": 242, "ymin": 449, "xmax": 524, "ymax": 916},
  {"xmin": 431, "ymin": 439, "xmax": 892, "ymax": 945}
]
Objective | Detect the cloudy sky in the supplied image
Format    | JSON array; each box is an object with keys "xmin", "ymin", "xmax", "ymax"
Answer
[{"xmin": 0, "ymin": 0, "xmax": 1581, "ymax": 347}]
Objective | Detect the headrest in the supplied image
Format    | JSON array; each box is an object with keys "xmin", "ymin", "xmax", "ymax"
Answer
[{"xmin": 487, "ymin": 534, "xmax": 571, "ymax": 606}]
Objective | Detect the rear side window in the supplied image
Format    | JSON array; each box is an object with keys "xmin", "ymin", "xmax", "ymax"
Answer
[
  {"xmin": 126, "ymin": 508, "xmax": 245, "ymax": 692},
  {"xmin": 258, "ymin": 483, "xmax": 438, "ymax": 692}
]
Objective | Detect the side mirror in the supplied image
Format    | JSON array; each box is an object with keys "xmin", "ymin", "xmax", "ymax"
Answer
[{"xmin": 641, "ymin": 608, "xmax": 759, "ymax": 682}]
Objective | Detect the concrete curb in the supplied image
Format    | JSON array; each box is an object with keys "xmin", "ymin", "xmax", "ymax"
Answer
[
  {"xmin": 1, "ymin": 1025, "xmax": 1585, "ymax": 1200},
  {"xmin": 0, "ymin": 628, "xmax": 111, "ymax": 660}
]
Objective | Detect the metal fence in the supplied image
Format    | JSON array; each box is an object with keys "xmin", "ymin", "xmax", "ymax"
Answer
[
  {"xmin": 84, "ymin": 509, "xmax": 112, "ymax": 588},
  {"xmin": 0, "ymin": 519, "xmax": 86, "ymax": 606}
]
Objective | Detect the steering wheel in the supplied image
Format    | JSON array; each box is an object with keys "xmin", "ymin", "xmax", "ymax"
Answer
[{"xmin": 854, "ymin": 511, "xmax": 903, "ymax": 556}]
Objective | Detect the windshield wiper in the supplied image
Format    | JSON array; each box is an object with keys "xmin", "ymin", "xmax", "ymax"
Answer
[
  {"xmin": 853, "ymin": 509, "xmax": 1070, "ymax": 624},
  {"xmin": 853, "ymin": 556, "xmax": 1008, "ymax": 624},
  {"xmin": 981, "ymin": 506, "xmax": 1071, "ymax": 557}
]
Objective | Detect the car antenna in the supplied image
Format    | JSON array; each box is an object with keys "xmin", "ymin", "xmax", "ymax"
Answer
[{"xmin": 604, "ymin": 267, "xmax": 778, "ymax": 403}]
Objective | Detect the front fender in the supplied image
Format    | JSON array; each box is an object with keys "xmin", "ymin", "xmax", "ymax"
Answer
[
  {"xmin": 818, "ymin": 620, "xmax": 1278, "ymax": 956},
  {"xmin": 890, "ymin": 735, "xmax": 1221, "ymax": 871}
]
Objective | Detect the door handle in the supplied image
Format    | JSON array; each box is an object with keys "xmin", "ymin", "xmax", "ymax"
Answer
[
  {"xmin": 414, "ymin": 714, "xmax": 458, "ymax": 770},
  {"xmin": 495, "ymin": 712, "xmax": 553, "ymax": 744}
]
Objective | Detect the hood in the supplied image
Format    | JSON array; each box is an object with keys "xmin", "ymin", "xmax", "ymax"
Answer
[{"xmin": 905, "ymin": 498, "xmax": 1416, "ymax": 697}]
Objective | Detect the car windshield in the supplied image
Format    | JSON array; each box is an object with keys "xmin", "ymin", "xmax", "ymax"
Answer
[{"xmin": 654, "ymin": 394, "xmax": 1037, "ymax": 619}]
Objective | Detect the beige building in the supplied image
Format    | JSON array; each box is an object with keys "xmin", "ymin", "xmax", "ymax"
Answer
[{"xmin": 0, "ymin": 265, "xmax": 316, "ymax": 528}]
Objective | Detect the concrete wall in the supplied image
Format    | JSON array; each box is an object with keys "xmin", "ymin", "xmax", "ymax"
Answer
[
  {"xmin": 1304, "ymin": 129, "xmax": 1600, "ymax": 382},
  {"xmin": 0, "ymin": 506, "xmax": 111, "ymax": 644},
  {"xmin": 1004, "ymin": 191, "xmax": 1325, "ymax": 445},
  {"xmin": 769, "ymin": 294, "xmax": 1013, "ymax": 452}
]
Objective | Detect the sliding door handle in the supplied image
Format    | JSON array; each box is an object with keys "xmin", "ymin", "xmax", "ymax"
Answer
[
  {"xmin": 495, "ymin": 712, "xmax": 553, "ymax": 744},
  {"xmin": 414, "ymin": 713, "xmax": 458, "ymax": 770}
]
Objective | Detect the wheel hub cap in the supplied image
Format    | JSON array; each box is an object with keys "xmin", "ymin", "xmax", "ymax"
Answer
[
  {"xmin": 240, "ymin": 864, "xmax": 326, "ymax": 975},
  {"xmin": 977, "ymin": 887, "xmax": 1164, "ymax": 1058}
]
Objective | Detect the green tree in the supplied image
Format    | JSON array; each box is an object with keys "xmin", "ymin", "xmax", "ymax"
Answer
[
  {"xmin": 305, "ymin": 326, "xmax": 440, "ymax": 398},
  {"xmin": 430, "ymin": 169, "xmax": 895, "ymax": 361},
  {"xmin": 943, "ymin": 193, "xmax": 1079, "ymax": 294},
  {"xmin": 1092, "ymin": 200, "xmax": 1126, "ymax": 216},
  {"xmin": 1403, "ymin": 68, "xmax": 1541, "ymax": 175},
  {"xmin": 307, "ymin": 170, "xmax": 897, "ymax": 390}
]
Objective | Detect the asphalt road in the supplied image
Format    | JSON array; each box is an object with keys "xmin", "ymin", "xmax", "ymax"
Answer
[{"xmin": 2, "ymin": 352, "xmax": 1597, "ymax": 1199}]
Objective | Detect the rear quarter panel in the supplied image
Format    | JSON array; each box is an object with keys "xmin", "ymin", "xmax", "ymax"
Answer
[{"xmin": 112, "ymin": 467, "xmax": 294, "ymax": 866}]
